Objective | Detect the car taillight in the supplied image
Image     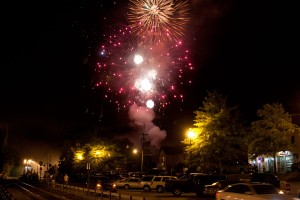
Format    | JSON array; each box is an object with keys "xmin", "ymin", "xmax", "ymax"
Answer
[
  {"xmin": 215, "ymin": 192, "xmax": 220, "ymax": 199},
  {"xmin": 150, "ymin": 182, "xmax": 153, "ymax": 185}
]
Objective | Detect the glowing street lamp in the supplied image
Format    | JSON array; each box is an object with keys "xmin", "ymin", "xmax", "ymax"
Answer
[
  {"xmin": 187, "ymin": 128, "xmax": 196, "ymax": 145},
  {"xmin": 186, "ymin": 128, "xmax": 197, "ymax": 168},
  {"xmin": 133, "ymin": 149, "xmax": 138, "ymax": 154},
  {"xmin": 132, "ymin": 148, "xmax": 144, "ymax": 173}
]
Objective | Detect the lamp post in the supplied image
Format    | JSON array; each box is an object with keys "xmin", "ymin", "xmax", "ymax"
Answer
[
  {"xmin": 187, "ymin": 128, "xmax": 196, "ymax": 168},
  {"xmin": 132, "ymin": 148, "xmax": 141, "ymax": 173},
  {"xmin": 140, "ymin": 125, "xmax": 149, "ymax": 174},
  {"xmin": 87, "ymin": 162, "xmax": 90, "ymax": 189},
  {"xmin": 141, "ymin": 133, "xmax": 145, "ymax": 173}
]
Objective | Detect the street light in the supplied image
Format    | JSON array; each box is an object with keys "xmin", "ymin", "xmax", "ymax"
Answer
[
  {"xmin": 187, "ymin": 128, "xmax": 196, "ymax": 145},
  {"xmin": 133, "ymin": 149, "xmax": 138, "ymax": 154},
  {"xmin": 87, "ymin": 162, "xmax": 90, "ymax": 189},
  {"xmin": 187, "ymin": 128, "xmax": 196, "ymax": 169}
]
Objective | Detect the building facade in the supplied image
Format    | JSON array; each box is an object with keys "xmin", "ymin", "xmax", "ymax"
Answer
[
  {"xmin": 157, "ymin": 146, "xmax": 185, "ymax": 174},
  {"xmin": 252, "ymin": 132, "xmax": 300, "ymax": 173}
]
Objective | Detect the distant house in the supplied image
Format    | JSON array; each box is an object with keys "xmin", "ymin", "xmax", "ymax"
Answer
[{"xmin": 157, "ymin": 146, "xmax": 185, "ymax": 174}]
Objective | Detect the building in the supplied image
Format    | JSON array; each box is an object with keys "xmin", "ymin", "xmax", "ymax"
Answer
[
  {"xmin": 252, "ymin": 131, "xmax": 300, "ymax": 173},
  {"xmin": 157, "ymin": 146, "xmax": 185, "ymax": 174}
]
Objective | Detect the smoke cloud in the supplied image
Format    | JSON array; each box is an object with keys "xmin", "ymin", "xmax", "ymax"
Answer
[{"xmin": 128, "ymin": 104, "xmax": 166, "ymax": 149}]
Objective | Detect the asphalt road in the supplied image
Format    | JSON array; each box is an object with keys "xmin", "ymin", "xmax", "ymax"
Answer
[
  {"xmin": 0, "ymin": 178, "xmax": 215, "ymax": 200},
  {"xmin": 115, "ymin": 189, "xmax": 214, "ymax": 199}
]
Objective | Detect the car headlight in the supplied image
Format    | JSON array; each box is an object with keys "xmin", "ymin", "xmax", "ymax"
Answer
[
  {"xmin": 278, "ymin": 190, "xmax": 285, "ymax": 194},
  {"xmin": 112, "ymin": 184, "xmax": 116, "ymax": 188}
]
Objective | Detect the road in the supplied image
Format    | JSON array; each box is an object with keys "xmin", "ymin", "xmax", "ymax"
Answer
[
  {"xmin": 115, "ymin": 189, "xmax": 214, "ymax": 200},
  {"xmin": 0, "ymin": 178, "xmax": 215, "ymax": 200},
  {"xmin": 0, "ymin": 178, "xmax": 82, "ymax": 200}
]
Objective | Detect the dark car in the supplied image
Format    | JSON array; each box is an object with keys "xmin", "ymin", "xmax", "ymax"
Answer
[
  {"xmin": 88, "ymin": 175, "xmax": 117, "ymax": 192},
  {"xmin": 145, "ymin": 169, "xmax": 167, "ymax": 176},
  {"xmin": 203, "ymin": 180, "xmax": 242, "ymax": 197},
  {"xmin": 291, "ymin": 162, "xmax": 300, "ymax": 172},
  {"xmin": 164, "ymin": 173, "xmax": 227, "ymax": 196},
  {"xmin": 220, "ymin": 161, "xmax": 257, "ymax": 174},
  {"xmin": 251, "ymin": 173, "xmax": 280, "ymax": 188}
]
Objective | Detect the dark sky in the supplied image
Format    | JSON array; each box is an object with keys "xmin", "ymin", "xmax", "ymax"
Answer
[{"xmin": 1, "ymin": 0, "xmax": 299, "ymax": 164}]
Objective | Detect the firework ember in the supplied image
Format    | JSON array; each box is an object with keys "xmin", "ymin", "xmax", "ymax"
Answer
[
  {"xmin": 128, "ymin": 0, "xmax": 190, "ymax": 44},
  {"xmin": 93, "ymin": 25, "xmax": 193, "ymax": 110}
]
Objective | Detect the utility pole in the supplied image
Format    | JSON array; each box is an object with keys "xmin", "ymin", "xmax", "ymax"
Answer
[
  {"xmin": 87, "ymin": 162, "xmax": 90, "ymax": 189},
  {"xmin": 141, "ymin": 124, "xmax": 148, "ymax": 174},
  {"xmin": 141, "ymin": 132, "xmax": 145, "ymax": 173}
]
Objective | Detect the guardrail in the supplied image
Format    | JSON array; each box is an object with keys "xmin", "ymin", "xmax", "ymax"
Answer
[{"xmin": 46, "ymin": 181, "xmax": 146, "ymax": 200}]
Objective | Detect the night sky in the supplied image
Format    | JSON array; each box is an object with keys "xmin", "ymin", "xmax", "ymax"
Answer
[{"xmin": 1, "ymin": 0, "xmax": 299, "ymax": 164}]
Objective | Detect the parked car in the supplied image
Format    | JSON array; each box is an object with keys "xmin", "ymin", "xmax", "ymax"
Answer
[
  {"xmin": 145, "ymin": 169, "xmax": 167, "ymax": 176},
  {"xmin": 251, "ymin": 173, "xmax": 280, "ymax": 188},
  {"xmin": 139, "ymin": 175, "xmax": 155, "ymax": 191},
  {"xmin": 291, "ymin": 162, "xmax": 300, "ymax": 172},
  {"xmin": 221, "ymin": 161, "xmax": 257, "ymax": 174},
  {"xmin": 128, "ymin": 171, "xmax": 143, "ymax": 178},
  {"xmin": 88, "ymin": 175, "xmax": 117, "ymax": 192},
  {"xmin": 215, "ymin": 182, "xmax": 299, "ymax": 200},
  {"xmin": 148, "ymin": 175, "xmax": 178, "ymax": 192},
  {"xmin": 164, "ymin": 173, "xmax": 227, "ymax": 196},
  {"xmin": 114, "ymin": 177, "xmax": 141, "ymax": 189},
  {"xmin": 203, "ymin": 180, "xmax": 242, "ymax": 197}
]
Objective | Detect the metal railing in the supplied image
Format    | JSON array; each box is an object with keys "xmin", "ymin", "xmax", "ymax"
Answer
[{"xmin": 46, "ymin": 181, "xmax": 146, "ymax": 200}]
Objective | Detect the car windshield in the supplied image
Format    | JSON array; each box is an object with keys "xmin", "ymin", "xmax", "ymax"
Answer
[
  {"xmin": 96, "ymin": 176, "xmax": 110, "ymax": 182},
  {"xmin": 252, "ymin": 185, "xmax": 280, "ymax": 194},
  {"xmin": 142, "ymin": 176, "xmax": 153, "ymax": 181},
  {"xmin": 178, "ymin": 174, "xmax": 190, "ymax": 180}
]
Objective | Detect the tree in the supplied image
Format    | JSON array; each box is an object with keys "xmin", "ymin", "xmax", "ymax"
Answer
[
  {"xmin": 0, "ymin": 144, "xmax": 21, "ymax": 177},
  {"xmin": 184, "ymin": 90, "xmax": 246, "ymax": 173},
  {"xmin": 72, "ymin": 136, "xmax": 134, "ymax": 175},
  {"xmin": 248, "ymin": 102, "xmax": 298, "ymax": 173},
  {"xmin": 58, "ymin": 141, "xmax": 75, "ymax": 177}
]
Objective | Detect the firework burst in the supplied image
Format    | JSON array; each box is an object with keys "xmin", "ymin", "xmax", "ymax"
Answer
[
  {"xmin": 128, "ymin": 0, "xmax": 190, "ymax": 44},
  {"xmin": 93, "ymin": 25, "xmax": 194, "ymax": 111}
]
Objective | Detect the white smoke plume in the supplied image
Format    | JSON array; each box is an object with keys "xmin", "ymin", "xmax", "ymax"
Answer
[{"xmin": 128, "ymin": 104, "xmax": 166, "ymax": 149}]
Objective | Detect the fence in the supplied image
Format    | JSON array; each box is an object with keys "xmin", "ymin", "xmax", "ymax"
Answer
[{"xmin": 46, "ymin": 181, "xmax": 146, "ymax": 200}]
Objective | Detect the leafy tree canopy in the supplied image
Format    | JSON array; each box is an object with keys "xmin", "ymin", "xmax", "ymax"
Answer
[
  {"xmin": 248, "ymin": 102, "xmax": 298, "ymax": 159},
  {"xmin": 184, "ymin": 90, "xmax": 247, "ymax": 172}
]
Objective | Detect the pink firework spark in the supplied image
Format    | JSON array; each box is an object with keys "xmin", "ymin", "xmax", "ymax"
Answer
[{"xmin": 93, "ymin": 25, "xmax": 194, "ymax": 110}]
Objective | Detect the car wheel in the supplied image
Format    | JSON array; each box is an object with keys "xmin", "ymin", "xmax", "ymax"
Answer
[
  {"xmin": 124, "ymin": 184, "xmax": 130, "ymax": 189},
  {"xmin": 143, "ymin": 185, "xmax": 151, "ymax": 191},
  {"xmin": 173, "ymin": 188, "xmax": 182, "ymax": 196},
  {"xmin": 196, "ymin": 190, "xmax": 204, "ymax": 197},
  {"xmin": 156, "ymin": 186, "xmax": 164, "ymax": 193},
  {"xmin": 196, "ymin": 185, "xmax": 205, "ymax": 197}
]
